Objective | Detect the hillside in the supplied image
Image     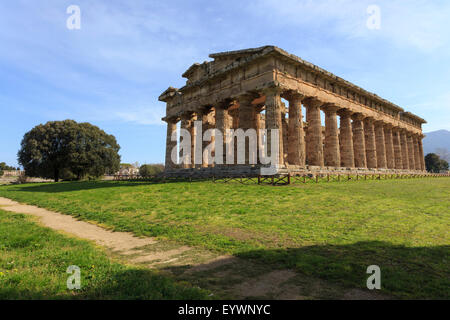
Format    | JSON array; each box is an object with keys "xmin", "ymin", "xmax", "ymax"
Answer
[{"xmin": 423, "ymin": 130, "xmax": 450, "ymax": 161}]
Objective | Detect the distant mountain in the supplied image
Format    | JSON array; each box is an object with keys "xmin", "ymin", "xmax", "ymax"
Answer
[{"xmin": 423, "ymin": 130, "xmax": 450, "ymax": 161}]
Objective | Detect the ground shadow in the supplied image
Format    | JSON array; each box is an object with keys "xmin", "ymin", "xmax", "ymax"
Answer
[
  {"xmin": 160, "ymin": 241, "xmax": 449, "ymax": 300},
  {"xmin": 1, "ymin": 241, "xmax": 448, "ymax": 300}
]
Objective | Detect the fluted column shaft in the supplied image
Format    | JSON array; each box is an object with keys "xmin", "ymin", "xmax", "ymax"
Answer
[
  {"xmin": 418, "ymin": 137, "xmax": 425, "ymax": 171},
  {"xmin": 338, "ymin": 110, "xmax": 355, "ymax": 168},
  {"xmin": 364, "ymin": 118, "xmax": 377, "ymax": 169},
  {"xmin": 287, "ymin": 93, "xmax": 306, "ymax": 166},
  {"xmin": 180, "ymin": 113, "xmax": 197, "ymax": 168},
  {"xmin": 165, "ymin": 120, "xmax": 177, "ymax": 169},
  {"xmin": 305, "ymin": 98, "xmax": 324, "ymax": 167},
  {"xmin": 374, "ymin": 122, "xmax": 387, "ymax": 169},
  {"xmin": 215, "ymin": 104, "xmax": 230, "ymax": 165},
  {"xmin": 392, "ymin": 129, "xmax": 403, "ymax": 169},
  {"xmin": 201, "ymin": 110, "xmax": 213, "ymax": 168},
  {"xmin": 384, "ymin": 125, "xmax": 395, "ymax": 169},
  {"xmin": 400, "ymin": 130, "xmax": 410, "ymax": 170},
  {"xmin": 413, "ymin": 135, "xmax": 421, "ymax": 170},
  {"xmin": 407, "ymin": 133, "xmax": 416, "ymax": 170},
  {"xmin": 238, "ymin": 95, "xmax": 256, "ymax": 165},
  {"xmin": 352, "ymin": 114, "xmax": 367, "ymax": 168},
  {"xmin": 323, "ymin": 105, "xmax": 340, "ymax": 167},
  {"xmin": 264, "ymin": 88, "xmax": 284, "ymax": 166}
]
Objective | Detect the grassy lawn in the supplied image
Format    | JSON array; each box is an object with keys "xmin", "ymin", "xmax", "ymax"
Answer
[
  {"xmin": 0, "ymin": 209, "xmax": 209, "ymax": 299},
  {"xmin": 0, "ymin": 178, "xmax": 449, "ymax": 299}
]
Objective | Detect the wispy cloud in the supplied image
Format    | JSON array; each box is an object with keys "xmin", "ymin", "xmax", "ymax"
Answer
[
  {"xmin": 114, "ymin": 106, "xmax": 165, "ymax": 126},
  {"xmin": 252, "ymin": 0, "xmax": 450, "ymax": 53}
]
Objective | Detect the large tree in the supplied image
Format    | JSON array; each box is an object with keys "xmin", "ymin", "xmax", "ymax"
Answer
[
  {"xmin": 18, "ymin": 120, "xmax": 121, "ymax": 182},
  {"xmin": 425, "ymin": 153, "xmax": 449, "ymax": 173}
]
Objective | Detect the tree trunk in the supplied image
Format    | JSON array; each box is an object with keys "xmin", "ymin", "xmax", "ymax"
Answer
[{"xmin": 54, "ymin": 168, "xmax": 59, "ymax": 182}]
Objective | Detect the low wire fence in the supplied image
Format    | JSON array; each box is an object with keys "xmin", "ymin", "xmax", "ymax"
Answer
[{"xmin": 112, "ymin": 173, "xmax": 449, "ymax": 186}]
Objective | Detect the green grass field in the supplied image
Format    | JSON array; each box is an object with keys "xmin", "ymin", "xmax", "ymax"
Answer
[
  {"xmin": 0, "ymin": 209, "xmax": 209, "ymax": 299},
  {"xmin": 0, "ymin": 178, "xmax": 449, "ymax": 299}
]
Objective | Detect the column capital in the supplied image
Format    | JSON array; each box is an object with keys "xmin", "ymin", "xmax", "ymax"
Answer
[
  {"xmin": 321, "ymin": 103, "xmax": 340, "ymax": 114},
  {"xmin": 363, "ymin": 117, "xmax": 375, "ymax": 125},
  {"xmin": 216, "ymin": 99, "xmax": 235, "ymax": 110},
  {"xmin": 198, "ymin": 105, "xmax": 214, "ymax": 116},
  {"xmin": 374, "ymin": 120, "xmax": 386, "ymax": 128},
  {"xmin": 261, "ymin": 86, "xmax": 283, "ymax": 97},
  {"xmin": 180, "ymin": 111, "xmax": 197, "ymax": 120},
  {"xmin": 337, "ymin": 108, "xmax": 353, "ymax": 117},
  {"xmin": 282, "ymin": 90, "xmax": 304, "ymax": 102},
  {"xmin": 163, "ymin": 116, "xmax": 179, "ymax": 124},
  {"xmin": 351, "ymin": 113, "xmax": 366, "ymax": 121},
  {"xmin": 238, "ymin": 93, "xmax": 259, "ymax": 105},
  {"xmin": 303, "ymin": 96, "xmax": 323, "ymax": 108}
]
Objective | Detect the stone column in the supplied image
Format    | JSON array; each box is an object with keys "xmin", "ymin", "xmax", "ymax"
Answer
[
  {"xmin": 238, "ymin": 94, "xmax": 258, "ymax": 165},
  {"xmin": 201, "ymin": 109, "xmax": 213, "ymax": 168},
  {"xmin": 338, "ymin": 109, "xmax": 355, "ymax": 168},
  {"xmin": 407, "ymin": 133, "xmax": 416, "ymax": 170},
  {"xmin": 165, "ymin": 119, "xmax": 178, "ymax": 169},
  {"xmin": 392, "ymin": 128, "xmax": 403, "ymax": 169},
  {"xmin": 192, "ymin": 113, "xmax": 200, "ymax": 168},
  {"xmin": 384, "ymin": 124, "xmax": 395, "ymax": 169},
  {"xmin": 400, "ymin": 130, "xmax": 410, "ymax": 170},
  {"xmin": 304, "ymin": 97, "xmax": 324, "ymax": 167},
  {"xmin": 180, "ymin": 113, "xmax": 197, "ymax": 168},
  {"xmin": 413, "ymin": 134, "xmax": 421, "ymax": 171},
  {"xmin": 264, "ymin": 87, "xmax": 284, "ymax": 166},
  {"xmin": 323, "ymin": 104, "xmax": 340, "ymax": 167},
  {"xmin": 374, "ymin": 121, "xmax": 387, "ymax": 169},
  {"xmin": 215, "ymin": 102, "xmax": 231, "ymax": 166},
  {"xmin": 286, "ymin": 92, "xmax": 305, "ymax": 166},
  {"xmin": 418, "ymin": 135, "xmax": 425, "ymax": 171},
  {"xmin": 352, "ymin": 113, "xmax": 367, "ymax": 168},
  {"xmin": 364, "ymin": 117, "xmax": 377, "ymax": 169}
]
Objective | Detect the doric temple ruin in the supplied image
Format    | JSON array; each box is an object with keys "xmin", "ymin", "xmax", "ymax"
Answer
[{"xmin": 160, "ymin": 46, "xmax": 427, "ymax": 176}]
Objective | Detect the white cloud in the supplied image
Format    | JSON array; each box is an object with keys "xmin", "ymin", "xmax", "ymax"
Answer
[{"xmin": 113, "ymin": 106, "xmax": 166, "ymax": 126}]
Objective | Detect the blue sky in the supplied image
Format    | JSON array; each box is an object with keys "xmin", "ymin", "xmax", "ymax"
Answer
[{"xmin": 1, "ymin": 0, "xmax": 449, "ymax": 167}]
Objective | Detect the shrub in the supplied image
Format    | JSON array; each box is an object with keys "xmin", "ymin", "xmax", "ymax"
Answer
[
  {"xmin": 139, "ymin": 164, "xmax": 164, "ymax": 177},
  {"xmin": 16, "ymin": 173, "xmax": 29, "ymax": 184}
]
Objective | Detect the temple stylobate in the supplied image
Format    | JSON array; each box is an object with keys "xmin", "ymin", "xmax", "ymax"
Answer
[{"xmin": 160, "ymin": 46, "xmax": 427, "ymax": 176}]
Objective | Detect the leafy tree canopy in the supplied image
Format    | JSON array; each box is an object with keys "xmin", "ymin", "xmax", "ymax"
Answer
[
  {"xmin": 18, "ymin": 120, "xmax": 121, "ymax": 182},
  {"xmin": 425, "ymin": 153, "xmax": 449, "ymax": 173},
  {"xmin": 0, "ymin": 162, "xmax": 16, "ymax": 171}
]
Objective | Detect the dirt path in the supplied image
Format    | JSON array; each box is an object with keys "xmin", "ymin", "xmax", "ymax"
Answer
[{"xmin": 0, "ymin": 197, "xmax": 388, "ymax": 300}]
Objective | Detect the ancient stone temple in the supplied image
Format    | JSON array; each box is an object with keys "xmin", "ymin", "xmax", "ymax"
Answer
[{"xmin": 160, "ymin": 46, "xmax": 426, "ymax": 176}]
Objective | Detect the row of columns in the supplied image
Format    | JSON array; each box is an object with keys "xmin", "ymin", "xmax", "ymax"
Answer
[{"xmin": 165, "ymin": 89, "xmax": 426, "ymax": 171}]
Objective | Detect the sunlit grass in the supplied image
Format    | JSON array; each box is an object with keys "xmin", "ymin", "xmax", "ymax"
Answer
[
  {"xmin": 0, "ymin": 178, "xmax": 449, "ymax": 299},
  {"xmin": 0, "ymin": 209, "xmax": 209, "ymax": 299}
]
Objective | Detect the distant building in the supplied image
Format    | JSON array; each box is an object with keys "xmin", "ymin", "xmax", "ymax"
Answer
[
  {"xmin": 3, "ymin": 170, "xmax": 24, "ymax": 177},
  {"xmin": 117, "ymin": 165, "xmax": 139, "ymax": 176}
]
